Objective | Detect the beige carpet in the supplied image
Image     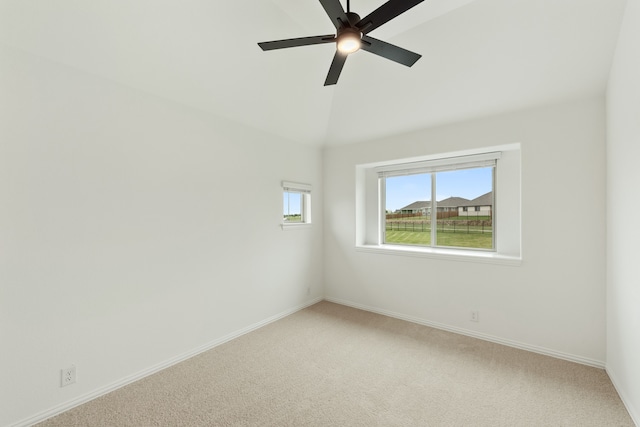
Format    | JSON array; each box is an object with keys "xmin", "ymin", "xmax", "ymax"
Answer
[{"xmin": 38, "ymin": 301, "xmax": 633, "ymax": 426}]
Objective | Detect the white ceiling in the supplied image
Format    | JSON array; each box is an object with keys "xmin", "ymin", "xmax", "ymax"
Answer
[{"xmin": 0, "ymin": 0, "xmax": 627, "ymax": 146}]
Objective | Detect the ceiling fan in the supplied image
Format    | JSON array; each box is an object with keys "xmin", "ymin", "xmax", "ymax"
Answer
[{"xmin": 258, "ymin": 0, "xmax": 424, "ymax": 86}]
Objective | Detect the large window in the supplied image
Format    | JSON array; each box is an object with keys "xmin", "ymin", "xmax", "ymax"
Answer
[
  {"xmin": 379, "ymin": 153, "xmax": 498, "ymax": 251},
  {"xmin": 355, "ymin": 145, "xmax": 521, "ymax": 263},
  {"xmin": 282, "ymin": 181, "xmax": 311, "ymax": 228}
]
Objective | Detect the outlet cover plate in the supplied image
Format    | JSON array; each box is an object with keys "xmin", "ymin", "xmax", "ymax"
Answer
[{"xmin": 61, "ymin": 366, "xmax": 76, "ymax": 387}]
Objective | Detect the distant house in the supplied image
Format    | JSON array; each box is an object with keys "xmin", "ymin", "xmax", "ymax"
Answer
[
  {"xmin": 399, "ymin": 201, "xmax": 430, "ymax": 215},
  {"xmin": 397, "ymin": 193, "xmax": 492, "ymax": 217},
  {"xmin": 458, "ymin": 192, "xmax": 493, "ymax": 216},
  {"xmin": 436, "ymin": 197, "xmax": 471, "ymax": 213}
]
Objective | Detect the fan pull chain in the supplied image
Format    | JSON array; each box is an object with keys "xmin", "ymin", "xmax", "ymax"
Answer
[{"xmin": 347, "ymin": 0, "xmax": 350, "ymax": 13}]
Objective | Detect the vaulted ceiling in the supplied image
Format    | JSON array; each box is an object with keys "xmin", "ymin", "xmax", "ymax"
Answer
[{"xmin": 0, "ymin": 0, "xmax": 627, "ymax": 146}]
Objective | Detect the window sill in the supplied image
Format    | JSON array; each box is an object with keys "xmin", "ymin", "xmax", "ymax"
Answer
[
  {"xmin": 281, "ymin": 223, "xmax": 312, "ymax": 231},
  {"xmin": 355, "ymin": 244, "xmax": 521, "ymax": 266}
]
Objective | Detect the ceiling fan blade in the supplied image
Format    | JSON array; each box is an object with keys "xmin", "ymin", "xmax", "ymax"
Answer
[
  {"xmin": 324, "ymin": 51, "xmax": 348, "ymax": 86},
  {"xmin": 258, "ymin": 35, "xmax": 336, "ymax": 51},
  {"xmin": 361, "ymin": 35, "xmax": 421, "ymax": 67},
  {"xmin": 319, "ymin": 0, "xmax": 350, "ymax": 30},
  {"xmin": 356, "ymin": 0, "xmax": 424, "ymax": 34}
]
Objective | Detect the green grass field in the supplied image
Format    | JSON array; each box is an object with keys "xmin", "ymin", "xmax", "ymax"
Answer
[{"xmin": 385, "ymin": 230, "xmax": 493, "ymax": 249}]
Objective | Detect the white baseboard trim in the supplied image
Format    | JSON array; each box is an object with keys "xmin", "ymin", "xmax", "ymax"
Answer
[
  {"xmin": 606, "ymin": 365, "xmax": 640, "ymax": 426},
  {"xmin": 324, "ymin": 296, "xmax": 606, "ymax": 369},
  {"xmin": 12, "ymin": 297, "xmax": 323, "ymax": 427}
]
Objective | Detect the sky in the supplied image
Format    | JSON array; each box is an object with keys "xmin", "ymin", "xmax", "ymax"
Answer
[
  {"xmin": 283, "ymin": 192, "xmax": 302, "ymax": 215},
  {"xmin": 385, "ymin": 167, "xmax": 493, "ymax": 212}
]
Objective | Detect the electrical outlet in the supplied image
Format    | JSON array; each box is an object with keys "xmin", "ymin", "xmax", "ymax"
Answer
[
  {"xmin": 470, "ymin": 310, "xmax": 479, "ymax": 322},
  {"xmin": 61, "ymin": 366, "xmax": 76, "ymax": 387}
]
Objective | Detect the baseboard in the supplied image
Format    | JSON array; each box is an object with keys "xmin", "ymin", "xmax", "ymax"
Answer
[
  {"xmin": 324, "ymin": 296, "xmax": 606, "ymax": 369},
  {"xmin": 12, "ymin": 297, "xmax": 323, "ymax": 427},
  {"xmin": 606, "ymin": 365, "xmax": 640, "ymax": 426}
]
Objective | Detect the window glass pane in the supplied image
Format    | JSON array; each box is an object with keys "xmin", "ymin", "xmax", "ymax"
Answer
[
  {"xmin": 382, "ymin": 167, "xmax": 494, "ymax": 250},
  {"xmin": 435, "ymin": 167, "xmax": 493, "ymax": 249},
  {"xmin": 384, "ymin": 173, "xmax": 431, "ymax": 246},
  {"xmin": 283, "ymin": 191, "xmax": 303, "ymax": 222}
]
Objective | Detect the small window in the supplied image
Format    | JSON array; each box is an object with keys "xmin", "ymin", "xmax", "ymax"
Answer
[
  {"xmin": 282, "ymin": 181, "xmax": 311, "ymax": 228},
  {"xmin": 380, "ymin": 153, "xmax": 498, "ymax": 251}
]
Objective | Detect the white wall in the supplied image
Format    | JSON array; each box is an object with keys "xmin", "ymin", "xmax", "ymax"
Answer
[
  {"xmin": 324, "ymin": 98, "xmax": 607, "ymax": 365},
  {"xmin": 0, "ymin": 45, "xmax": 323, "ymax": 426},
  {"xmin": 606, "ymin": 0, "xmax": 640, "ymax": 422}
]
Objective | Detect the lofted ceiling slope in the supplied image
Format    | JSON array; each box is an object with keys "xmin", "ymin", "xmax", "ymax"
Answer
[{"xmin": 0, "ymin": 0, "xmax": 627, "ymax": 146}]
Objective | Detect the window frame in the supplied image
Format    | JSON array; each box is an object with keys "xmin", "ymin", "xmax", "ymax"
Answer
[{"xmin": 378, "ymin": 156, "xmax": 497, "ymax": 252}]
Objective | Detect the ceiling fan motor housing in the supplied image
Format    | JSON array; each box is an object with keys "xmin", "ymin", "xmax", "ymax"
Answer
[
  {"xmin": 337, "ymin": 12, "xmax": 362, "ymax": 53},
  {"xmin": 345, "ymin": 12, "xmax": 361, "ymax": 27},
  {"xmin": 338, "ymin": 26, "xmax": 362, "ymax": 40}
]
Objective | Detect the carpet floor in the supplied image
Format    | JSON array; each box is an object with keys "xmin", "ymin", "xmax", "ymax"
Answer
[{"xmin": 37, "ymin": 301, "xmax": 634, "ymax": 426}]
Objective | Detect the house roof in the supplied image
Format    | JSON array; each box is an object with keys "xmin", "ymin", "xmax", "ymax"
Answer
[
  {"xmin": 437, "ymin": 197, "xmax": 471, "ymax": 208},
  {"xmin": 0, "ymin": 0, "xmax": 627, "ymax": 147},
  {"xmin": 458, "ymin": 192, "xmax": 493, "ymax": 207},
  {"xmin": 399, "ymin": 201, "xmax": 430, "ymax": 211},
  {"xmin": 400, "ymin": 193, "xmax": 493, "ymax": 211}
]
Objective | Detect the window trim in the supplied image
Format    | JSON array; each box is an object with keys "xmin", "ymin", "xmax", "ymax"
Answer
[
  {"xmin": 355, "ymin": 244, "xmax": 522, "ymax": 265},
  {"xmin": 374, "ymin": 152, "xmax": 501, "ymax": 177}
]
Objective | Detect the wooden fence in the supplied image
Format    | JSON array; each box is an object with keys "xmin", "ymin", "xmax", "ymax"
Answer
[
  {"xmin": 386, "ymin": 220, "xmax": 493, "ymax": 234},
  {"xmin": 386, "ymin": 211, "xmax": 481, "ymax": 220}
]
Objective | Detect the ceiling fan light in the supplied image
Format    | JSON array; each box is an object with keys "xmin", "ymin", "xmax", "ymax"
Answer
[{"xmin": 337, "ymin": 30, "xmax": 361, "ymax": 54}]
